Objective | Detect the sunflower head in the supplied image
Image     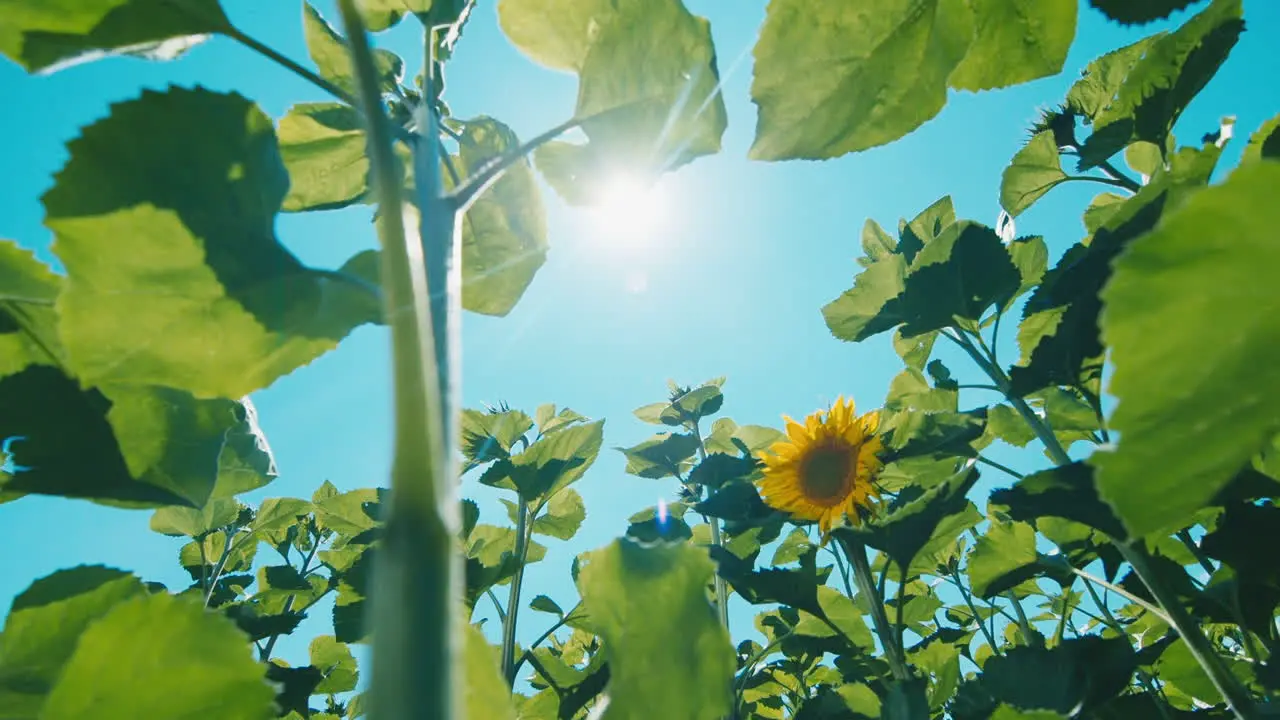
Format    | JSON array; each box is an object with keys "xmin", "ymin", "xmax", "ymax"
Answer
[{"xmin": 755, "ymin": 397, "xmax": 885, "ymax": 536}]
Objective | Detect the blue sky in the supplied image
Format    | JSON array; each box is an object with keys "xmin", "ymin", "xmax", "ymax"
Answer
[{"xmin": 1, "ymin": 0, "xmax": 1277, "ymax": 679}]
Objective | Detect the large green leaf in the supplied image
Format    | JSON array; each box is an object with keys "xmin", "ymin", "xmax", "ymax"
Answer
[
  {"xmin": 0, "ymin": 366, "xmax": 260, "ymax": 508},
  {"xmin": 452, "ymin": 117, "xmax": 549, "ymax": 316},
  {"xmin": 44, "ymin": 87, "xmax": 381, "ymax": 399},
  {"xmin": 310, "ymin": 635, "xmax": 358, "ymax": 695},
  {"xmin": 1094, "ymin": 161, "xmax": 1280, "ymax": 537},
  {"xmin": 967, "ymin": 520, "xmax": 1039, "ymax": 598},
  {"xmin": 991, "ymin": 462, "xmax": 1126, "ymax": 540},
  {"xmin": 835, "ymin": 467, "xmax": 980, "ymax": 572},
  {"xmin": 948, "ymin": 0, "xmax": 1077, "ymax": 92},
  {"xmin": 619, "ymin": 432, "xmax": 699, "ymax": 479},
  {"xmin": 1078, "ymin": 0, "xmax": 1243, "ymax": 168},
  {"xmin": 822, "ymin": 255, "xmax": 908, "ymax": 342},
  {"xmin": 150, "ymin": 497, "xmax": 242, "ymax": 537},
  {"xmin": 980, "ymin": 637, "xmax": 1136, "ymax": 715},
  {"xmin": 500, "ymin": 0, "xmax": 726, "ymax": 199},
  {"xmin": 0, "ymin": 0, "xmax": 230, "ymax": 73},
  {"xmin": 37, "ymin": 592, "xmax": 275, "ymax": 718},
  {"xmin": 495, "ymin": 419, "xmax": 604, "ymax": 501},
  {"xmin": 749, "ymin": 0, "xmax": 974, "ymax": 160},
  {"xmin": 0, "ymin": 566, "xmax": 146, "ymax": 715},
  {"xmin": 1089, "ymin": 0, "xmax": 1205, "ymax": 25},
  {"xmin": 1064, "ymin": 36, "xmax": 1161, "ymax": 122},
  {"xmin": 277, "ymin": 103, "xmax": 369, "ymax": 213},
  {"xmin": 577, "ymin": 538, "xmax": 735, "ymax": 720},
  {"xmin": 1001, "ymin": 131, "xmax": 1069, "ymax": 218},
  {"xmin": 898, "ymin": 222, "xmax": 1022, "ymax": 336},
  {"xmin": 1241, "ymin": 113, "xmax": 1280, "ymax": 167}
]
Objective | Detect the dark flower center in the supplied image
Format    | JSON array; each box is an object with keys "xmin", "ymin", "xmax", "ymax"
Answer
[{"xmin": 799, "ymin": 441, "xmax": 854, "ymax": 505}]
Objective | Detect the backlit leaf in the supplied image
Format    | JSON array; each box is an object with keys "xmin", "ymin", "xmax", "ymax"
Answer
[
  {"xmin": 0, "ymin": 566, "xmax": 146, "ymax": 715},
  {"xmin": 38, "ymin": 592, "xmax": 276, "ymax": 718},
  {"xmin": 0, "ymin": 0, "xmax": 230, "ymax": 73},
  {"xmin": 1000, "ymin": 131, "xmax": 1068, "ymax": 218},
  {"xmin": 44, "ymin": 87, "xmax": 381, "ymax": 399},
  {"xmin": 302, "ymin": 3, "xmax": 402, "ymax": 98},
  {"xmin": 533, "ymin": 488, "xmax": 587, "ymax": 540},
  {"xmin": 968, "ymin": 520, "xmax": 1039, "ymax": 598},
  {"xmin": 150, "ymin": 497, "xmax": 242, "ymax": 538},
  {"xmin": 949, "ymin": 0, "xmax": 1077, "ymax": 92},
  {"xmin": 750, "ymin": 0, "xmax": 974, "ymax": 159},
  {"xmin": 277, "ymin": 103, "xmax": 369, "ymax": 213},
  {"xmin": 990, "ymin": 462, "xmax": 1127, "ymax": 540},
  {"xmin": 619, "ymin": 432, "xmax": 699, "ymax": 480},
  {"xmin": 823, "ymin": 255, "xmax": 908, "ymax": 342},
  {"xmin": 500, "ymin": 0, "xmax": 726, "ymax": 198},
  {"xmin": 1064, "ymin": 36, "xmax": 1160, "ymax": 122},
  {"xmin": 577, "ymin": 538, "xmax": 735, "ymax": 720},
  {"xmin": 980, "ymin": 637, "xmax": 1136, "ymax": 715},
  {"xmin": 898, "ymin": 222, "xmax": 1022, "ymax": 336},
  {"xmin": 1240, "ymin": 113, "xmax": 1280, "ymax": 166},
  {"xmin": 465, "ymin": 621, "xmax": 518, "ymax": 720},
  {"xmin": 310, "ymin": 635, "xmax": 358, "ymax": 694},
  {"xmin": 1078, "ymin": 0, "xmax": 1243, "ymax": 168},
  {"xmin": 1095, "ymin": 161, "xmax": 1280, "ymax": 537}
]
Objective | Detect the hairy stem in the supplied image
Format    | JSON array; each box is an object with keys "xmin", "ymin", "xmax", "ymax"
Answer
[
  {"xmin": 835, "ymin": 534, "xmax": 910, "ymax": 680},
  {"xmin": 336, "ymin": 4, "xmax": 459, "ymax": 720}
]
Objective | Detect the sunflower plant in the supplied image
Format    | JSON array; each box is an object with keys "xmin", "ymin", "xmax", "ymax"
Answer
[{"xmin": 1, "ymin": 0, "xmax": 1279, "ymax": 719}]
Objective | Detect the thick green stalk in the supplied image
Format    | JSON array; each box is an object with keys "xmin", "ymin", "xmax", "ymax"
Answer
[
  {"xmin": 691, "ymin": 422, "xmax": 731, "ymax": 630},
  {"xmin": 501, "ymin": 502, "xmax": 532, "ymax": 684},
  {"xmin": 336, "ymin": 4, "xmax": 459, "ymax": 720},
  {"xmin": 946, "ymin": 329, "xmax": 1259, "ymax": 719},
  {"xmin": 835, "ymin": 534, "xmax": 910, "ymax": 680}
]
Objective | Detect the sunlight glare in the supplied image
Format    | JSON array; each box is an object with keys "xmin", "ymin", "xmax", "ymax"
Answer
[{"xmin": 586, "ymin": 173, "xmax": 668, "ymax": 249}]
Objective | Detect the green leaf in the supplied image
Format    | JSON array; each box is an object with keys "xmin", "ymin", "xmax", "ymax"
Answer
[
  {"xmin": 860, "ymin": 219, "xmax": 898, "ymax": 266},
  {"xmin": 44, "ymin": 87, "xmax": 380, "ymax": 399},
  {"xmin": 1064, "ymin": 35, "xmax": 1160, "ymax": 122},
  {"xmin": 835, "ymin": 467, "xmax": 980, "ymax": 572},
  {"xmin": 37, "ymin": 592, "xmax": 275, "ymax": 718},
  {"xmin": 1078, "ymin": 0, "xmax": 1244, "ymax": 168},
  {"xmin": 1241, "ymin": 113, "xmax": 1280, "ymax": 166},
  {"xmin": 210, "ymin": 398, "xmax": 278, "ymax": 499},
  {"xmin": 502, "ymin": 420, "xmax": 604, "ymax": 501},
  {"xmin": 660, "ymin": 385, "xmax": 724, "ymax": 426},
  {"xmin": 619, "ymin": 432, "xmax": 700, "ymax": 480},
  {"xmin": 0, "ymin": 366, "xmax": 250, "ymax": 508},
  {"xmin": 991, "ymin": 462, "xmax": 1127, "ymax": 540},
  {"xmin": 277, "ymin": 103, "xmax": 369, "ymax": 213},
  {"xmin": 771, "ymin": 527, "xmax": 813, "ymax": 566},
  {"xmin": 894, "ymin": 329, "xmax": 937, "ymax": 371},
  {"xmin": 310, "ymin": 635, "xmax": 358, "ymax": 694},
  {"xmin": 1006, "ymin": 236, "xmax": 1049, "ymax": 308},
  {"xmin": 302, "ymin": 3, "xmax": 402, "ymax": 97},
  {"xmin": 0, "ymin": 0, "xmax": 231, "ymax": 73},
  {"xmin": 1094, "ymin": 161, "xmax": 1280, "ymax": 537},
  {"xmin": 577, "ymin": 538, "xmax": 735, "ymax": 720},
  {"xmin": 887, "ymin": 409, "xmax": 987, "ymax": 461},
  {"xmin": 461, "ymin": 408, "xmax": 534, "ymax": 466},
  {"xmin": 822, "ymin": 255, "xmax": 907, "ymax": 342},
  {"xmin": 251, "ymin": 498, "xmax": 313, "ymax": 535},
  {"xmin": 1082, "ymin": 192, "xmax": 1128, "ymax": 234},
  {"xmin": 883, "ymin": 678, "xmax": 931, "ymax": 720},
  {"xmin": 1089, "ymin": 0, "xmax": 1204, "ymax": 25},
  {"xmin": 968, "ymin": 520, "xmax": 1039, "ymax": 598},
  {"xmin": 793, "ymin": 586, "xmax": 874, "ymax": 649},
  {"xmin": 898, "ymin": 222, "xmax": 1023, "ymax": 336},
  {"xmin": 501, "ymin": 0, "xmax": 726, "ymax": 198},
  {"xmin": 1124, "ymin": 141, "xmax": 1164, "ymax": 179},
  {"xmin": 451, "ymin": 117, "xmax": 549, "ymax": 316},
  {"xmin": 1000, "ymin": 131, "xmax": 1068, "ymax": 218},
  {"xmin": 0, "ymin": 241, "xmax": 62, "ymax": 380},
  {"xmin": 0, "ymin": 566, "xmax": 146, "ymax": 715},
  {"xmin": 749, "ymin": 0, "xmax": 975, "ymax": 159},
  {"xmin": 986, "ymin": 404, "xmax": 1036, "ymax": 448},
  {"xmin": 980, "ymin": 637, "xmax": 1137, "ymax": 715},
  {"xmin": 150, "ymin": 497, "xmax": 242, "ymax": 537},
  {"xmin": 529, "ymin": 595, "xmax": 564, "ymax": 616},
  {"xmin": 314, "ymin": 487, "xmax": 381, "ymax": 537},
  {"xmin": 468, "ymin": 525, "xmax": 548, "ymax": 568},
  {"xmin": 948, "ymin": 0, "xmax": 1077, "ymax": 92},
  {"xmin": 532, "ymin": 488, "xmax": 587, "ymax": 540},
  {"xmin": 464, "ymin": 621, "xmax": 518, "ymax": 720}
]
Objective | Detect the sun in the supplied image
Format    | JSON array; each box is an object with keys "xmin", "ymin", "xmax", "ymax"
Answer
[{"xmin": 585, "ymin": 173, "xmax": 668, "ymax": 249}]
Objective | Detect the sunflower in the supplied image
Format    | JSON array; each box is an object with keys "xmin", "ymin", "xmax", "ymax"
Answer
[{"xmin": 755, "ymin": 396, "xmax": 885, "ymax": 536}]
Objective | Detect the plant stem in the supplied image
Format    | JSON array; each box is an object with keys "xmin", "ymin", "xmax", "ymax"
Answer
[
  {"xmin": 261, "ymin": 543, "xmax": 322, "ymax": 662},
  {"xmin": 1006, "ymin": 592, "xmax": 1042, "ymax": 647},
  {"xmin": 336, "ymin": 4, "xmax": 458, "ymax": 720},
  {"xmin": 953, "ymin": 569, "xmax": 1000, "ymax": 653},
  {"xmin": 1176, "ymin": 529, "xmax": 1216, "ymax": 577},
  {"xmin": 975, "ymin": 455, "xmax": 1024, "ymax": 480},
  {"xmin": 947, "ymin": 328, "xmax": 1259, "ymax": 719},
  {"xmin": 691, "ymin": 421, "xmax": 731, "ymax": 631},
  {"xmin": 1123, "ymin": 544, "xmax": 1259, "ymax": 719},
  {"xmin": 1096, "ymin": 159, "xmax": 1143, "ymax": 192},
  {"xmin": 1052, "ymin": 581, "xmax": 1073, "ymax": 646},
  {"xmin": 513, "ymin": 602, "xmax": 582, "ymax": 678},
  {"xmin": 203, "ymin": 531, "xmax": 235, "ymax": 608},
  {"xmin": 486, "ymin": 589, "xmax": 507, "ymax": 624},
  {"xmin": 834, "ymin": 533, "xmax": 910, "ymax": 680},
  {"xmin": 502, "ymin": 502, "xmax": 532, "ymax": 684}
]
